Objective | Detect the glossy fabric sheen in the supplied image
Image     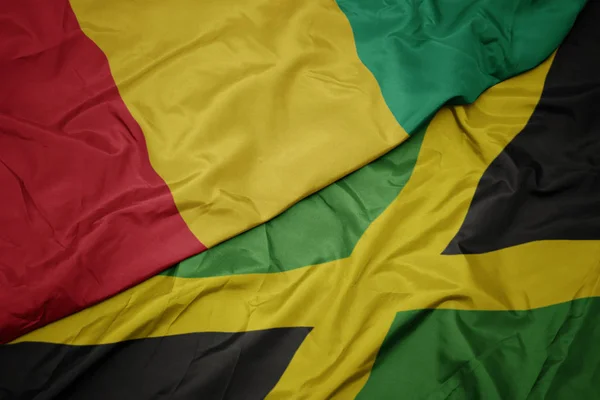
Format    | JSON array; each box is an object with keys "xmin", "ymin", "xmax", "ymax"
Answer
[
  {"xmin": 446, "ymin": 2, "xmax": 600, "ymax": 254},
  {"xmin": 338, "ymin": 0, "xmax": 586, "ymax": 133},
  {"xmin": 164, "ymin": 129, "xmax": 425, "ymax": 278},
  {"xmin": 0, "ymin": 1, "xmax": 204, "ymax": 344},
  {"xmin": 359, "ymin": 298, "xmax": 600, "ymax": 399},
  {"xmin": 0, "ymin": 328, "xmax": 310, "ymax": 399},
  {"xmin": 0, "ymin": 0, "xmax": 584, "ymax": 344},
  {"xmin": 163, "ymin": 0, "xmax": 585, "ymax": 279},
  {"xmin": 0, "ymin": 0, "xmax": 595, "ymax": 397},
  {"xmin": 17, "ymin": 55, "xmax": 600, "ymax": 398},
  {"xmin": 69, "ymin": 0, "xmax": 407, "ymax": 247},
  {"xmin": 68, "ymin": 0, "xmax": 584, "ymax": 248}
]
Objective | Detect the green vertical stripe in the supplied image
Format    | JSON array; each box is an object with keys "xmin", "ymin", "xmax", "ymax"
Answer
[
  {"xmin": 358, "ymin": 297, "xmax": 600, "ymax": 399},
  {"xmin": 337, "ymin": 0, "xmax": 586, "ymax": 133}
]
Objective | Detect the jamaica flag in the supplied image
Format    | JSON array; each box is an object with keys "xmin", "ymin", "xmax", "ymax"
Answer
[{"xmin": 1, "ymin": 0, "xmax": 599, "ymax": 399}]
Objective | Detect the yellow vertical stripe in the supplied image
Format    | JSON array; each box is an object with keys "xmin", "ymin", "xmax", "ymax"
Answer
[{"xmin": 69, "ymin": 0, "xmax": 407, "ymax": 246}]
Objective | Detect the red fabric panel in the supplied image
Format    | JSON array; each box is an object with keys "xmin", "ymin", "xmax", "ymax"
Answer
[{"xmin": 0, "ymin": 0, "xmax": 206, "ymax": 343}]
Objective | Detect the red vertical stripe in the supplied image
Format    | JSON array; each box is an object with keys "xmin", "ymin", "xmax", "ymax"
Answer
[{"xmin": 0, "ymin": 1, "xmax": 205, "ymax": 343}]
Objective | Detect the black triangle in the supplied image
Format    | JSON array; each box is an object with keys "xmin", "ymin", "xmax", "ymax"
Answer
[
  {"xmin": 0, "ymin": 328, "xmax": 311, "ymax": 400},
  {"xmin": 445, "ymin": 1, "xmax": 600, "ymax": 255}
]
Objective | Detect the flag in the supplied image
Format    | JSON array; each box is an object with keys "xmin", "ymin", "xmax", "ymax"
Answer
[
  {"xmin": 2, "ymin": 1, "xmax": 599, "ymax": 398},
  {"xmin": 0, "ymin": 0, "xmax": 585, "ymax": 344},
  {"xmin": 0, "ymin": 0, "xmax": 584, "ymax": 344}
]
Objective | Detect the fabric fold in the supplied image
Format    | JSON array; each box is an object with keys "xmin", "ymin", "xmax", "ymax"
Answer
[{"xmin": 0, "ymin": 0, "xmax": 587, "ymax": 344}]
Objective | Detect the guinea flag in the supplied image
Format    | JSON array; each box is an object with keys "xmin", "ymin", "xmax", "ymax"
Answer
[{"xmin": 2, "ymin": 1, "xmax": 599, "ymax": 398}]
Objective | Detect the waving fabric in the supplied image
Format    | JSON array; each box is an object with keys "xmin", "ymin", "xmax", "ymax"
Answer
[
  {"xmin": 2, "ymin": 1, "xmax": 599, "ymax": 398},
  {"xmin": 0, "ymin": 0, "xmax": 584, "ymax": 343}
]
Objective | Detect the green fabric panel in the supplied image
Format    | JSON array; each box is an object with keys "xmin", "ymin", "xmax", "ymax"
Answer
[
  {"xmin": 357, "ymin": 297, "xmax": 600, "ymax": 399},
  {"xmin": 164, "ymin": 127, "xmax": 425, "ymax": 278},
  {"xmin": 336, "ymin": 0, "xmax": 586, "ymax": 133}
]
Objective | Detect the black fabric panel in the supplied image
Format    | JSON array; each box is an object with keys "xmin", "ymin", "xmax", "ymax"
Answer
[
  {"xmin": 445, "ymin": 1, "xmax": 600, "ymax": 255},
  {"xmin": 0, "ymin": 328, "xmax": 311, "ymax": 400}
]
